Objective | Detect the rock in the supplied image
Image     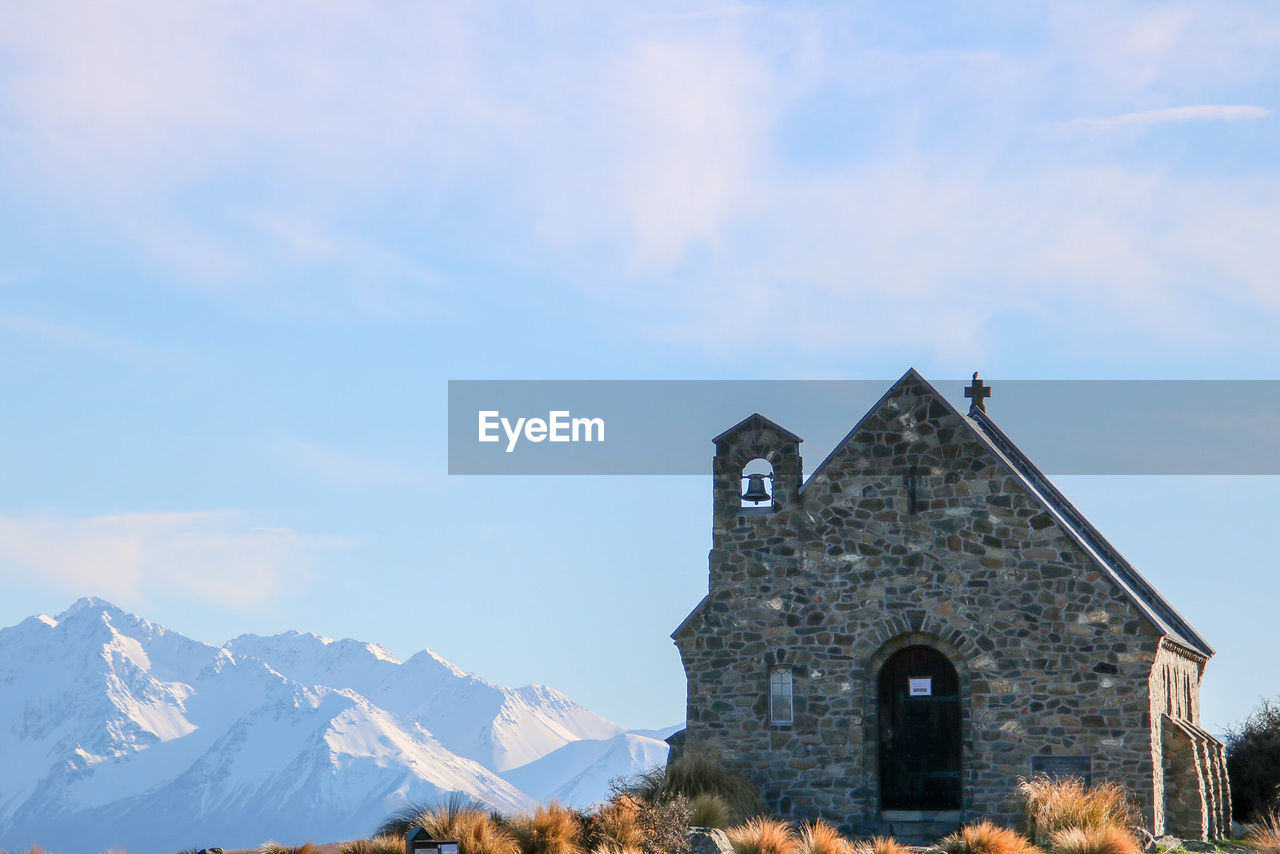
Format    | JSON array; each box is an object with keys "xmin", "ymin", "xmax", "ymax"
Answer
[
  {"xmin": 687, "ymin": 828, "xmax": 735, "ymax": 854},
  {"xmin": 1156, "ymin": 836, "xmax": 1182, "ymax": 851},
  {"xmin": 1181, "ymin": 842, "xmax": 1216, "ymax": 853},
  {"xmin": 1231, "ymin": 821, "xmax": 1250, "ymax": 838},
  {"xmin": 1136, "ymin": 829, "xmax": 1158, "ymax": 853}
]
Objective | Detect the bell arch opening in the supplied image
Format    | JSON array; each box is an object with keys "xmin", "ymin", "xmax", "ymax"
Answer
[{"xmin": 740, "ymin": 458, "xmax": 774, "ymax": 511}]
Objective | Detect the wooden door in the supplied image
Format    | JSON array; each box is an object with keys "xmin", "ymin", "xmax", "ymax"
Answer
[{"xmin": 877, "ymin": 645, "xmax": 962, "ymax": 810}]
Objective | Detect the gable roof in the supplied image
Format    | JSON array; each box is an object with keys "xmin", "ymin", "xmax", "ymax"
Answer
[
  {"xmin": 966, "ymin": 406, "xmax": 1212, "ymax": 657},
  {"xmin": 713, "ymin": 412, "xmax": 803, "ymax": 444},
  {"xmin": 799, "ymin": 367, "xmax": 930, "ymax": 491},
  {"xmin": 797, "ymin": 369, "xmax": 1213, "ymax": 657}
]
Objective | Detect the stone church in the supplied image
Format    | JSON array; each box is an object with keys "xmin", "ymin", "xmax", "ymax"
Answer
[{"xmin": 669, "ymin": 370, "xmax": 1229, "ymax": 841}]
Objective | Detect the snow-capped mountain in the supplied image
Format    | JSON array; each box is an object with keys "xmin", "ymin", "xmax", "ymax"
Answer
[
  {"xmin": 0, "ymin": 598, "xmax": 671, "ymax": 854},
  {"xmin": 500, "ymin": 732, "xmax": 671, "ymax": 807}
]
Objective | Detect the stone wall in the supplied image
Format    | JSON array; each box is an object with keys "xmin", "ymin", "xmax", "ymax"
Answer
[
  {"xmin": 675, "ymin": 377, "xmax": 1171, "ymax": 835},
  {"xmin": 1148, "ymin": 642, "xmax": 1212, "ymax": 834},
  {"xmin": 1161, "ymin": 716, "xmax": 1232, "ymax": 840}
]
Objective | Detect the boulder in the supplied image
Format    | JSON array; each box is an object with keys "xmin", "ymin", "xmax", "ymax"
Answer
[
  {"xmin": 1181, "ymin": 842, "xmax": 1216, "ymax": 853},
  {"xmin": 687, "ymin": 828, "xmax": 735, "ymax": 854},
  {"xmin": 1136, "ymin": 828, "xmax": 1158, "ymax": 853},
  {"xmin": 1156, "ymin": 836, "xmax": 1182, "ymax": 851}
]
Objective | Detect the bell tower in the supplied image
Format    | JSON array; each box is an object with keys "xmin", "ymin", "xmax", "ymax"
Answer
[{"xmin": 710, "ymin": 413, "xmax": 803, "ymax": 551}]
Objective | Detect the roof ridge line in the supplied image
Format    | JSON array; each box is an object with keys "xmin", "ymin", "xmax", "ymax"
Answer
[{"xmin": 968, "ymin": 408, "xmax": 1213, "ymax": 656}]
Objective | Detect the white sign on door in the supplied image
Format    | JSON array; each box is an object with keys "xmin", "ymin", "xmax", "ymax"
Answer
[{"xmin": 908, "ymin": 677, "xmax": 932, "ymax": 697}]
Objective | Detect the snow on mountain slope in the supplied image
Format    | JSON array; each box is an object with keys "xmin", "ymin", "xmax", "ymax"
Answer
[
  {"xmin": 626, "ymin": 724, "xmax": 682, "ymax": 741},
  {"xmin": 0, "ymin": 599, "xmax": 663, "ymax": 854},
  {"xmin": 500, "ymin": 733, "xmax": 668, "ymax": 807},
  {"xmin": 373, "ymin": 650, "xmax": 623, "ymax": 771},
  {"xmin": 225, "ymin": 631, "xmax": 402, "ymax": 699},
  {"xmin": 0, "ymin": 599, "xmax": 216, "ymax": 825}
]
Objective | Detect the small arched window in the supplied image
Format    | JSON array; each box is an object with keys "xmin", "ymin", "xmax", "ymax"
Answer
[
  {"xmin": 769, "ymin": 667, "xmax": 793, "ymax": 725},
  {"xmin": 741, "ymin": 458, "xmax": 774, "ymax": 511}
]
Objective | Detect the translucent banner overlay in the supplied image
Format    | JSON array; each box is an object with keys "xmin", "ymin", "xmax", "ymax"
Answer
[{"xmin": 447, "ymin": 380, "xmax": 1280, "ymax": 475}]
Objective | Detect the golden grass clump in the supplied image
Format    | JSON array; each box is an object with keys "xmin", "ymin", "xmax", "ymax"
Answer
[
  {"xmin": 726, "ymin": 817, "xmax": 798, "ymax": 854},
  {"xmin": 1246, "ymin": 809, "xmax": 1280, "ymax": 854},
  {"xmin": 507, "ymin": 801, "xmax": 584, "ymax": 854},
  {"xmin": 1047, "ymin": 827, "xmax": 1140, "ymax": 854},
  {"xmin": 940, "ymin": 821, "xmax": 1040, "ymax": 854},
  {"xmin": 441, "ymin": 810, "xmax": 521, "ymax": 854},
  {"xmin": 849, "ymin": 837, "xmax": 913, "ymax": 854},
  {"xmin": 1016, "ymin": 777, "xmax": 1138, "ymax": 846},
  {"xmin": 591, "ymin": 795, "xmax": 647, "ymax": 851},
  {"xmin": 689, "ymin": 793, "xmax": 733, "ymax": 830},
  {"xmin": 340, "ymin": 836, "xmax": 408, "ymax": 854},
  {"xmin": 796, "ymin": 820, "xmax": 851, "ymax": 854},
  {"xmin": 261, "ymin": 843, "xmax": 324, "ymax": 854},
  {"xmin": 377, "ymin": 798, "xmax": 519, "ymax": 854}
]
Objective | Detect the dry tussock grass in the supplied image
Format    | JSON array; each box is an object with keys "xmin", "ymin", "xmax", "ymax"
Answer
[
  {"xmin": 590, "ymin": 795, "xmax": 647, "ymax": 851},
  {"xmin": 689, "ymin": 793, "xmax": 733, "ymax": 829},
  {"xmin": 377, "ymin": 799, "xmax": 519, "ymax": 854},
  {"xmin": 261, "ymin": 842, "xmax": 324, "ymax": 854},
  {"xmin": 849, "ymin": 837, "xmax": 912, "ymax": 854},
  {"xmin": 1246, "ymin": 809, "xmax": 1280, "ymax": 854},
  {"xmin": 507, "ymin": 801, "xmax": 583, "ymax": 854},
  {"xmin": 340, "ymin": 836, "xmax": 407, "ymax": 854},
  {"xmin": 1016, "ymin": 777, "xmax": 1137, "ymax": 846},
  {"xmin": 940, "ymin": 821, "xmax": 1040, "ymax": 854},
  {"xmin": 726, "ymin": 817, "xmax": 798, "ymax": 854},
  {"xmin": 796, "ymin": 820, "xmax": 850, "ymax": 854},
  {"xmin": 1048, "ymin": 826, "xmax": 1139, "ymax": 854}
]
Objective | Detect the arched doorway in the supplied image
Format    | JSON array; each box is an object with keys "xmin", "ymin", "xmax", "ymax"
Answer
[{"xmin": 877, "ymin": 644, "xmax": 962, "ymax": 810}]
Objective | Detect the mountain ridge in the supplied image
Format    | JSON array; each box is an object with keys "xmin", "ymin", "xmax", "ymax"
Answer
[{"xmin": 0, "ymin": 598, "xmax": 671, "ymax": 854}]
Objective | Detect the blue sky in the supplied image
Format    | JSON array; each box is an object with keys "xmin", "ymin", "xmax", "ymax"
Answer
[{"xmin": 1, "ymin": 2, "xmax": 1279, "ymax": 732}]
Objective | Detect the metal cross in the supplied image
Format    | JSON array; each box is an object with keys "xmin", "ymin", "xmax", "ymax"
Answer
[{"xmin": 964, "ymin": 372, "xmax": 990, "ymax": 414}]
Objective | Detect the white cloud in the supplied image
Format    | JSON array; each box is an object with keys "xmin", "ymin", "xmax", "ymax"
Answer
[
  {"xmin": 0, "ymin": 511, "xmax": 331, "ymax": 608},
  {"xmin": 1, "ymin": 1, "xmax": 1279, "ymax": 358},
  {"xmin": 0, "ymin": 313, "xmax": 198, "ymax": 369},
  {"xmin": 1047, "ymin": 104, "xmax": 1271, "ymax": 133}
]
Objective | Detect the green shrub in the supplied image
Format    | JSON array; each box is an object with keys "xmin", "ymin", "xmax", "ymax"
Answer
[
  {"xmin": 636, "ymin": 794, "xmax": 691, "ymax": 854},
  {"xmin": 940, "ymin": 821, "xmax": 1040, "ymax": 854},
  {"xmin": 689, "ymin": 794, "xmax": 733, "ymax": 830},
  {"xmin": 579, "ymin": 791, "xmax": 688, "ymax": 854},
  {"xmin": 726, "ymin": 817, "xmax": 797, "ymax": 854},
  {"xmin": 622, "ymin": 750, "xmax": 763, "ymax": 824},
  {"xmin": 1227, "ymin": 698, "xmax": 1280, "ymax": 822}
]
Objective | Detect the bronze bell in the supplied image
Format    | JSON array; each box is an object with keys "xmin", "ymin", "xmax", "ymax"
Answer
[{"xmin": 742, "ymin": 473, "xmax": 772, "ymax": 504}]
